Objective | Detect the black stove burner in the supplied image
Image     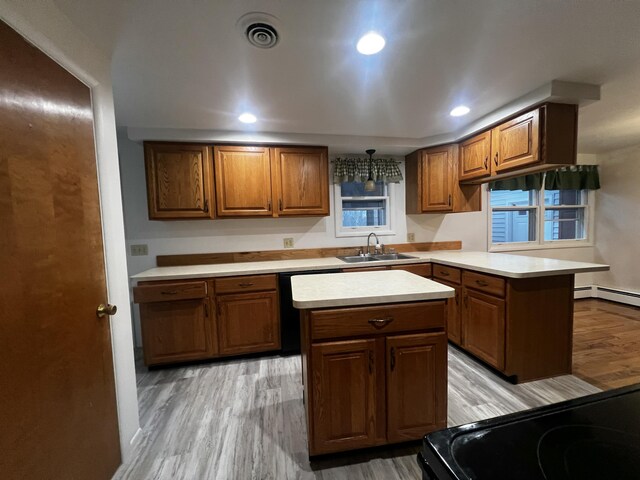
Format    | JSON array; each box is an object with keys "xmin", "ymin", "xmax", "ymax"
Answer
[{"xmin": 418, "ymin": 383, "xmax": 640, "ymax": 480}]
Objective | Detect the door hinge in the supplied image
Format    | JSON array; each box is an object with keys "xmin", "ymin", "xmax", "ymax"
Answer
[
  {"xmin": 369, "ymin": 350, "xmax": 374, "ymax": 374},
  {"xmin": 390, "ymin": 347, "xmax": 396, "ymax": 371},
  {"xmin": 279, "ymin": 198, "xmax": 283, "ymax": 211},
  {"xmin": 203, "ymin": 199, "xmax": 209, "ymax": 213},
  {"xmin": 204, "ymin": 302, "xmax": 209, "ymax": 317}
]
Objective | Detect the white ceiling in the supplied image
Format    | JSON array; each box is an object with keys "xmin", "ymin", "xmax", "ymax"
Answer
[{"xmin": 53, "ymin": 0, "xmax": 640, "ymax": 154}]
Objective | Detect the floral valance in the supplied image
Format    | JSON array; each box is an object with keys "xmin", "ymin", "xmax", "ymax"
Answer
[
  {"xmin": 488, "ymin": 165, "xmax": 600, "ymax": 191},
  {"xmin": 545, "ymin": 165, "xmax": 600, "ymax": 190},
  {"xmin": 332, "ymin": 157, "xmax": 403, "ymax": 184}
]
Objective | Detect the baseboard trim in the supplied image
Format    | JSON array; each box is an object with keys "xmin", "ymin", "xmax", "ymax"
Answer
[{"xmin": 574, "ymin": 285, "xmax": 640, "ymax": 307}]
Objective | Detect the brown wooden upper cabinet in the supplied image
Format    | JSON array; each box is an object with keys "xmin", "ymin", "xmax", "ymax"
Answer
[
  {"xmin": 214, "ymin": 145, "xmax": 329, "ymax": 218},
  {"xmin": 459, "ymin": 103, "xmax": 577, "ymax": 183},
  {"xmin": 144, "ymin": 142, "xmax": 215, "ymax": 220},
  {"xmin": 406, "ymin": 145, "xmax": 481, "ymax": 214}
]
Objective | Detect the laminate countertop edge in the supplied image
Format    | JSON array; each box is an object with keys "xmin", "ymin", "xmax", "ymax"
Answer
[{"xmin": 130, "ymin": 251, "xmax": 609, "ymax": 282}]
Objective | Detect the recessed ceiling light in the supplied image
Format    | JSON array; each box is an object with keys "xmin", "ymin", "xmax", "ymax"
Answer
[
  {"xmin": 238, "ymin": 112, "xmax": 257, "ymax": 124},
  {"xmin": 356, "ymin": 32, "xmax": 386, "ymax": 55},
  {"xmin": 450, "ymin": 105, "xmax": 470, "ymax": 117}
]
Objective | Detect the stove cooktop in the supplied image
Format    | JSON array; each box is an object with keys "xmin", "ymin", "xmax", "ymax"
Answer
[{"xmin": 418, "ymin": 383, "xmax": 640, "ymax": 480}]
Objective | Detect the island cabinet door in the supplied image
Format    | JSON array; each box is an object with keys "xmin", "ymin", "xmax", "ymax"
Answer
[
  {"xmin": 462, "ymin": 288, "xmax": 506, "ymax": 371},
  {"xmin": 386, "ymin": 333, "xmax": 448, "ymax": 443},
  {"xmin": 310, "ymin": 339, "xmax": 377, "ymax": 454}
]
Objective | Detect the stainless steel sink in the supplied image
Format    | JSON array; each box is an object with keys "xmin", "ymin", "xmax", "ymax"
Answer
[{"xmin": 337, "ymin": 253, "xmax": 417, "ymax": 263}]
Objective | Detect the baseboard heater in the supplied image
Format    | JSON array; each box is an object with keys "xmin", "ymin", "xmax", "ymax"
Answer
[{"xmin": 574, "ymin": 285, "xmax": 640, "ymax": 307}]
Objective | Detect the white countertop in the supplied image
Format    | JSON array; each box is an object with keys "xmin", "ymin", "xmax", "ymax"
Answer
[
  {"xmin": 291, "ymin": 270, "xmax": 455, "ymax": 309},
  {"xmin": 130, "ymin": 251, "xmax": 609, "ymax": 282}
]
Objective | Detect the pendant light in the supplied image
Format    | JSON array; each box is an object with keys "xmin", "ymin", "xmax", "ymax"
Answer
[{"xmin": 364, "ymin": 149, "xmax": 376, "ymax": 192}]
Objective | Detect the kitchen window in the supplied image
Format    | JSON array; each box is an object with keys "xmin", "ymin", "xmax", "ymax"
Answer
[
  {"xmin": 489, "ymin": 176, "xmax": 592, "ymax": 250},
  {"xmin": 334, "ymin": 180, "xmax": 394, "ymax": 237}
]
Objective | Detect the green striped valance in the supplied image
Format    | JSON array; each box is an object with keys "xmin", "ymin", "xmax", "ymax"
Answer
[
  {"xmin": 489, "ymin": 165, "xmax": 600, "ymax": 191},
  {"xmin": 332, "ymin": 157, "xmax": 403, "ymax": 184}
]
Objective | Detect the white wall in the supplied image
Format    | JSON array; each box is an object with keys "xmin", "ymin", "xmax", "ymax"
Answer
[
  {"xmin": 0, "ymin": 0, "xmax": 140, "ymax": 462},
  {"xmin": 593, "ymin": 145, "xmax": 640, "ymax": 292}
]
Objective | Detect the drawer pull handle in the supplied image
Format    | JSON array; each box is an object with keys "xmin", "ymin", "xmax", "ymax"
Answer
[
  {"xmin": 475, "ymin": 280, "xmax": 489, "ymax": 287},
  {"xmin": 368, "ymin": 317, "xmax": 393, "ymax": 328},
  {"xmin": 238, "ymin": 282, "xmax": 255, "ymax": 288},
  {"xmin": 161, "ymin": 290, "xmax": 178, "ymax": 295},
  {"xmin": 439, "ymin": 271, "xmax": 450, "ymax": 277}
]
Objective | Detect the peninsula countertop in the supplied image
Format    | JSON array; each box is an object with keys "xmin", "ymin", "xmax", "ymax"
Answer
[
  {"xmin": 291, "ymin": 270, "xmax": 455, "ymax": 309},
  {"xmin": 130, "ymin": 251, "xmax": 609, "ymax": 282}
]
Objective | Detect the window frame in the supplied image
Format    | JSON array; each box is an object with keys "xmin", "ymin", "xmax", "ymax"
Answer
[
  {"xmin": 488, "ymin": 184, "xmax": 594, "ymax": 252},
  {"xmin": 334, "ymin": 181, "xmax": 396, "ymax": 238}
]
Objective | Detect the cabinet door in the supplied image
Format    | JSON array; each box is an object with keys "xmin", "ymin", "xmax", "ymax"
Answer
[
  {"xmin": 310, "ymin": 339, "xmax": 377, "ymax": 454},
  {"xmin": 437, "ymin": 280, "xmax": 462, "ymax": 345},
  {"xmin": 144, "ymin": 142, "xmax": 214, "ymax": 219},
  {"xmin": 462, "ymin": 288, "xmax": 505, "ymax": 370},
  {"xmin": 272, "ymin": 147, "xmax": 329, "ymax": 216},
  {"xmin": 386, "ymin": 333, "xmax": 447, "ymax": 442},
  {"xmin": 214, "ymin": 146, "xmax": 273, "ymax": 216},
  {"xmin": 217, "ymin": 291, "xmax": 280, "ymax": 355},
  {"xmin": 492, "ymin": 109, "xmax": 540, "ymax": 173},
  {"xmin": 139, "ymin": 298, "xmax": 215, "ymax": 365},
  {"xmin": 420, "ymin": 146, "xmax": 454, "ymax": 212},
  {"xmin": 459, "ymin": 131, "xmax": 491, "ymax": 181}
]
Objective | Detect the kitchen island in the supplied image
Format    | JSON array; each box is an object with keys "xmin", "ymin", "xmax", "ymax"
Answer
[{"xmin": 292, "ymin": 270, "xmax": 454, "ymax": 456}]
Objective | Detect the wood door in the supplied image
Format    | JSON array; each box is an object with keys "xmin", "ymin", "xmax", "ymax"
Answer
[
  {"xmin": 139, "ymin": 298, "xmax": 216, "ymax": 366},
  {"xmin": 0, "ymin": 20, "xmax": 121, "ymax": 479},
  {"xmin": 272, "ymin": 147, "xmax": 329, "ymax": 216},
  {"xmin": 144, "ymin": 142, "xmax": 215, "ymax": 220},
  {"xmin": 216, "ymin": 291, "xmax": 280, "ymax": 355},
  {"xmin": 437, "ymin": 280, "xmax": 462, "ymax": 345},
  {"xmin": 462, "ymin": 288, "xmax": 506, "ymax": 370},
  {"xmin": 420, "ymin": 145, "xmax": 454, "ymax": 212},
  {"xmin": 492, "ymin": 109, "xmax": 540, "ymax": 173},
  {"xmin": 459, "ymin": 131, "xmax": 492, "ymax": 181},
  {"xmin": 386, "ymin": 333, "xmax": 447, "ymax": 442},
  {"xmin": 214, "ymin": 146, "xmax": 273, "ymax": 216},
  {"xmin": 310, "ymin": 339, "xmax": 377, "ymax": 454}
]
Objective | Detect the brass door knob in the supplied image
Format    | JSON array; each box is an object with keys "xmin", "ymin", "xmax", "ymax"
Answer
[{"xmin": 96, "ymin": 303, "xmax": 117, "ymax": 318}]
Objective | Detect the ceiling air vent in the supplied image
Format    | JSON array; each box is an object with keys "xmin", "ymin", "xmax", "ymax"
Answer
[{"xmin": 237, "ymin": 12, "xmax": 281, "ymax": 49}]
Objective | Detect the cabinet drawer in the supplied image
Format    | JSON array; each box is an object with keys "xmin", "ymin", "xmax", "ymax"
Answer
[
  {"xmin": 463, "ymin": 270, "xmax": 505, "ymax": 297},
  {"xmin": 432, "ymin": 264, "xmax": 461, "ymax": 284},
  {"xmin": 310, "ymin": 302, "xmax": 445, "ymax": 341},
  {"xmin": 214, "ymin": 274, "xmax": 277, "ymax": 294},
  {"xmin": 389, "ymin": 263, "xmax": 432, "ymax": 277},
  {"xmin": 133, "ymin": 281, "xmax": 207, "ymax": 303}
]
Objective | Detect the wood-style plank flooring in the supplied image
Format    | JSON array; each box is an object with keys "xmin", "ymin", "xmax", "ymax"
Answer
[
  {"xmin": 573, "ymin": 298, "xmax": 640, "ymax": 389},
  {"xmin": 115, "ymin": 347, "xmax": 598, "ymax": 479}
]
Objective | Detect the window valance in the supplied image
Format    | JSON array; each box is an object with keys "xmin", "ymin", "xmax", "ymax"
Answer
[
  {"xmin": 488, "ymin": 165, "xmax": 600, "ymax": 191},
  {"xmin": 545, "ymin": 165, "xmax": 600, "ymax": 190},
  {"xmin": 332, "ymin": 157, "xmax": 403, "ymax": 184}
]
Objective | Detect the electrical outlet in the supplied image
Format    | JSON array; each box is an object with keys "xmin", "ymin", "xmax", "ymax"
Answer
[
  {"xmin": 407, "ymin": 233, "xmax": 416, "ymax": 242},
  {"xmin": 283, "ymin": 237, "xmax": 294, "ymax": 248},
  {"xmin": 130, "ymin": 244, "xmax": 149, "ymax": 256}
]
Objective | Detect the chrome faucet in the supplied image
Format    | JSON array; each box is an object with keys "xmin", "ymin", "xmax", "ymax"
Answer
[{"xmin": 366, "ymin": 232, "xmax": 380, "ymax": 256}]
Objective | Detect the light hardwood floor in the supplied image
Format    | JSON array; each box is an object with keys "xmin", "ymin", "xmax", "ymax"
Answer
[
  {"xmin": 573, "ymin": 298, "xmax": 640, "ymax": 389},
  {"xmin": 115, "ymin": 347, "xmax": 598, "ymax": 479}
]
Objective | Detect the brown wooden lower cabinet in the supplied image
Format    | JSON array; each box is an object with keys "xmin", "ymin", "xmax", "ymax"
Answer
[
  {"xmin": 133, "ymin": 274, "xmax": 280, "ymax": 366},
  {"xmin": 432, "ymin": 263, "xmax": 574, "ymax": 383},
  {"xmin": 300, "ymin": 301, "xmax": 447, "ymax": 456}
]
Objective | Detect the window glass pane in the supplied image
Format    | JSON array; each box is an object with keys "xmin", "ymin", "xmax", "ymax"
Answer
[
  {"xmin": 492, "ymin": 210, "xmax": 536, "ymax": 243},
  {"xmin": 544, "ymin": 190, "xmax": 585, "ymax": 206},
  {"xmin": 342, "ymin": 199, "xmax": 386, "ymax": 227},
  {"xmin": 544, "ymin": 208, "xmax": 585, "ymax": 240},
  {"xmin": 341, "ymin": 181, "xmax": 385, "ymax": 197},
  {"xmin": 490, "ymin": 190, "xmax": 535, "ymax": 208}
]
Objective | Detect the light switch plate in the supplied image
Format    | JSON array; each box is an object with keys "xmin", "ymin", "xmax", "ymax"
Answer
[
  {"xmin": 407, "ymin": 233, "xmax": 416, "ymax": 242},
  {"xmin": 130, "ymin": 244, "xmax": 149, "ymax": 256},
  {"xmin": 283, "ymin": 237, "xmax": 294, "ymax": 248}
]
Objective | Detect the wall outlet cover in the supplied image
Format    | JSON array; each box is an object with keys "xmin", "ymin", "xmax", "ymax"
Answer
[
  {"xmin": 407, "ymin": 233, "xmax": 416, "ymax": 242},
  {"xmin": 283, "ymin": 237, "xmax": 294, "ymax": 248},
  {"xmin": 130, "ymin": 244, "xmax": 149, "ymax": 256}
]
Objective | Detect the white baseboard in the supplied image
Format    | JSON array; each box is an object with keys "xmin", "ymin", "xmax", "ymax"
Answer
[{"xmin": 574, "ymin": 284, "xmax": 640, "ymax": 307}]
